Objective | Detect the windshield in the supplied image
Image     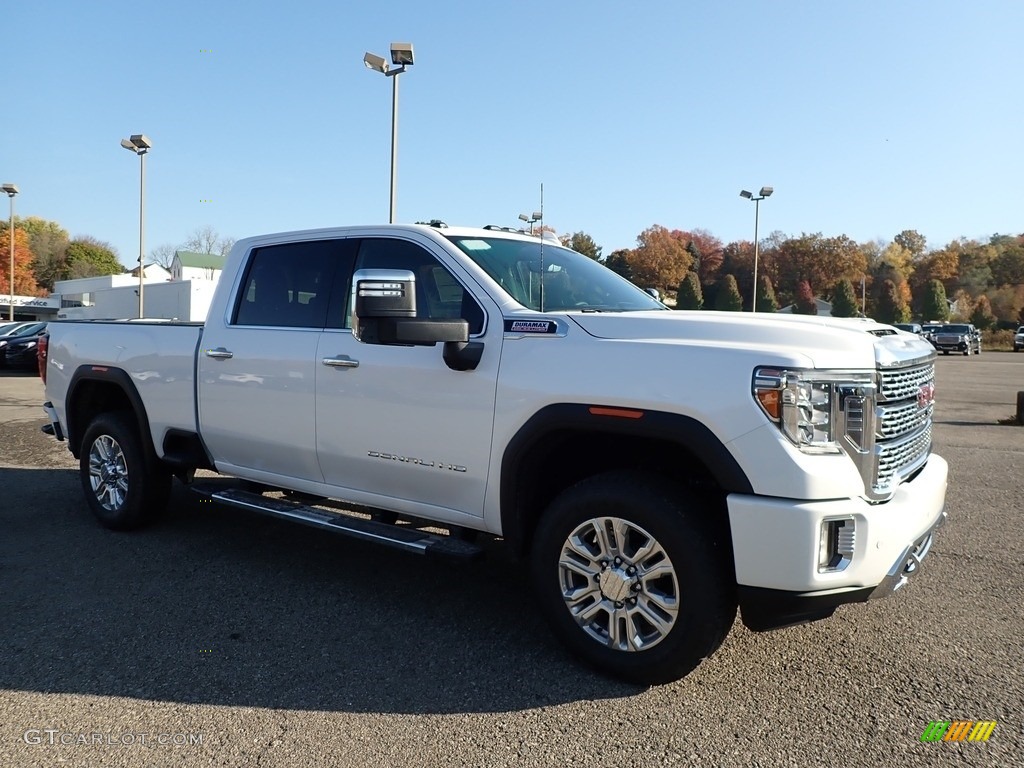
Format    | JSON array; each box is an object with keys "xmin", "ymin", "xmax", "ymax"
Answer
[
  {"xmin": 941, "ymin": 325, "xmax": 971, "ymax": 334},
  {"xmin": 445, "ymin": 236, "xmax": 665, "ymax": 312}
]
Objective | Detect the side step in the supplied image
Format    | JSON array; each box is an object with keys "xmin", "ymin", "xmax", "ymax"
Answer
[{"xmin": 193, "ymin": 486, "xmax": 482, "ymax": 561}]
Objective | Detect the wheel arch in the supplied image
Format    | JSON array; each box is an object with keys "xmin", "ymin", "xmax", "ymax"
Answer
[
  {"xmin": 499, "ymin": 403, "xmax": 753, "ymax": 556},
  {"xmin": 66, "ymin": 366, "xmax": 152, "ymax": 460}
]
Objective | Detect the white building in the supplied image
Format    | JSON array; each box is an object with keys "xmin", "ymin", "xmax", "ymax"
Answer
[{"xmin": 171, "ymin": 251, "xmax": 225, "ymax": 282}]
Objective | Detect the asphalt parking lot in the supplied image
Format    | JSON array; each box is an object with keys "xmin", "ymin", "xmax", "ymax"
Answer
[{"xmin": 1, "ymin": 355, "xmax": 1022, "ymax": 768}]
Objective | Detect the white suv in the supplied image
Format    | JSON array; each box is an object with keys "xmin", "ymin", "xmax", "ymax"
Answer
[{"xmin": 1014, "ymin": 326, "xmax": 1024, "ymax": 352}]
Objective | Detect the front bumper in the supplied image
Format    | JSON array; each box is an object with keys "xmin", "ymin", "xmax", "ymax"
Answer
[{"xmin": 728, "ymin": 454, "xmax": 948, "ymax": 628}]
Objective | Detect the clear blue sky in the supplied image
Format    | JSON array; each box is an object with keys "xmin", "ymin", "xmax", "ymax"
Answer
[{"xmin": 3, "ymin": 1, "xmax": 1021, "ymax": 269}]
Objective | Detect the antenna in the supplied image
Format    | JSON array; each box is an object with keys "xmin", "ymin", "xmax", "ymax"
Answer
[{"xmin": 538, "ymin": 182, "xmax": 545, "ymax": 312}]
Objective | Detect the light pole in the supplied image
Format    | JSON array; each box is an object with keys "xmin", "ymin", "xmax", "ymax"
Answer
[
  {"xmin": 363, "ymin": 42, "xmax": 415, "ymax": 224},
  {"xmin": 2, "ymin": 183, "xmax": 17, "ymax": 321},
  {"xmin": 518, "ymin": 212, "xmax": 542, "ymax": 234},
  {"xmin": 121, "ymin": 134, "xmax": 151, "ymax": 319},
  {"xmin": 740, "ymin": 186, "xmax": 773, "ymax": 312}
]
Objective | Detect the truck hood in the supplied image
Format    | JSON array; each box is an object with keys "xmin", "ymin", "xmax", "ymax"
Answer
[{"xmin": 566, "ymin": 310, "xmax": 934, "ymax": 369}]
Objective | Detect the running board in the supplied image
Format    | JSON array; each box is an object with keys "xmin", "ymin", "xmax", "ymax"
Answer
[{"xmin": 193, "ymin": 487, "xmax": 482, "ymax": 560}]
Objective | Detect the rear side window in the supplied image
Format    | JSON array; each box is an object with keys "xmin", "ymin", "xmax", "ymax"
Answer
[{"xmin": 234, "ymin": 240, "xmax": 345, "ymax": 328}]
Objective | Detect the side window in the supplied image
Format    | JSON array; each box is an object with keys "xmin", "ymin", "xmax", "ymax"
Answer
[
  {"xmin": 234, "ymin": 240, "xmax": 344, "ymax": 328},
  {"xmin": 348, "ymin": 238, "xmax": 485, "ymax": 334}
]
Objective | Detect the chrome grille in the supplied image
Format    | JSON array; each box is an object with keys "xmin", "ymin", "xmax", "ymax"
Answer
[
  {"xmin": 878, "ymin": 401, "xmax": 933, "ymax": 439},
  {"xmin": 878, "ymin": 362, "xmax": 934, "ymax": 401},
  {"xmin": 876, "ymin": 425, "xmax": 932, "ymax": 492}
]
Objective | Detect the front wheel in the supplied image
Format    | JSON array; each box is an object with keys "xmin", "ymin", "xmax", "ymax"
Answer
[
  {"xmin": 530, "ymin": 471, "xmax": 736, "ymax": 685},
  {"xmin": 79, "ymin": 411, "xmax": 171, "ymax": 530}
]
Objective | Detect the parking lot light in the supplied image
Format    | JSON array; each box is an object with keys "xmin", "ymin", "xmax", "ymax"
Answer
[
  {"xmin": 740, "ymin": 186, "xmax": 773, "ymax": 312},
  {"xmin": 2, "ymin": 183, "xmax": 18, "ymax": 321},
  {"xmin": 364, "ymin": 42, "xmax": 415, "ymax": 223}
]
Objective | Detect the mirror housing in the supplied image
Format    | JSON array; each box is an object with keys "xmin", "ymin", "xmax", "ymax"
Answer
[{"xmin": 352, "ymin": 268, "xmax": 470, "ymax": 347}]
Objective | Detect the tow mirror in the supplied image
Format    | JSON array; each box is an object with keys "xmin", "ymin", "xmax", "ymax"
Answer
[{"xmin": 352, "ymin": 268, "xmax": 470, "ymax": 347}]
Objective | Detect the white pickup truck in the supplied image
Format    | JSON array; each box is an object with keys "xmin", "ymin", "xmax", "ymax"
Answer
[{"xmin": 41, "ymin": 222, "xmax": 948, "ymax": 684}]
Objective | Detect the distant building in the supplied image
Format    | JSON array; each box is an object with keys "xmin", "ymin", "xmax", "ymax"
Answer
[
  {"xmin": 776, "ymin": 298, "xmax": 834, "ymax": 317},
  {"xmin": 171, "ymin": 251, "xmax": 225, "ymax": 282}
]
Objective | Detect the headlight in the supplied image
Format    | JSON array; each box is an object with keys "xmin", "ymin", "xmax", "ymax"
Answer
[
  {"xmin": 753, "ymin": 367, "xmax": 875, "ymax": 454},
  {"xmin": 23, "ymin": 341, "xmax": 37, "ymax": 349}
]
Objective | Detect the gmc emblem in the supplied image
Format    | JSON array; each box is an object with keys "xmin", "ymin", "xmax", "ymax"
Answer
[{"xmin": 918, "ymin": 382, "xmax": 935, "ymax": 409}]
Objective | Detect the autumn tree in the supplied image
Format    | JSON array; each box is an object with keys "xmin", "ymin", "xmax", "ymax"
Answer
[
  {"xmin": 776, "ymin": 233, "xmax": 866, "ymax": 304},
  {"xmin": 894, "ymin": 229, "xmax": 927, "ymax": 260},
  {"xmin": 991, "ymin": 244, "xmax": 1024, "ymax": 287},
  {"xmin": 15, "ymin": 216, "xmax": 70, "ymax": 291},
  {"xmin": 628, "ymin": 225, "xmax": 692, "ymax": 294},
  {"xmin": 561, "ymin": 231, "xmax": 602, "ymax": 260},
  {"xmin": 830, "ymin": 279, "xmax": 860, "ymax": 318},
  {"xmin": 714, "ymin": 274, "xmax": 743, "ymax": 311},
  {"xmin": 64, "ymin": 237, "xmax": 123, "ymax": 279},
  {"xmin": 793, "ymin": 280, "xmax": 817, "ymax": 315},
  {"xmin": 987, "ymin": 284, "xmax": 1024, "ymax": 326},
  {"xmin": 755, "ymin": 275, "xmax": 779, "ymax": 313},
  {"xmin": 0, "ymin": 228, "xmax": 40, "ymax": 296},
  {"xmin": 970, "ymin": 295, "xmax": 997, "ymax": 330},
  {"xmin": 921, "ymin": 280, "xmax": 950, "ymax": 322},
  {"xmin": 676, "ymin": 272, "xmax": 703, "ymax": 310}
]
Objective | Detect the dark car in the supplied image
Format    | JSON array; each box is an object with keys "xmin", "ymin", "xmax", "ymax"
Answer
[
  {"xmin": 931, "ymin": 323, "xmax": 981, "ymax": 356},
  {"xmin": 1, "ymin": 323, "xmax": 47, "ymax": 370}
]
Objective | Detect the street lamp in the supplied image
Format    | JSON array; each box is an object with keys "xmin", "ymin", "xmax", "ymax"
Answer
[
  {"xmin": 3, "ymin": 183, "xmax": 18, "ymax": 321},
  {"xmin": 739, "ymin": 186, "xmax": 773, "ymax": 313},
  {"xmin": 121, "ymin": 134, "xmax": 151, "ymax": 319},
  {"xmin": 363, "ymin": 42, "xmax": 415, "ymax": 224},
  {"xmin": 518, "ymin": 211, "xmax": 542, "ymax": 234}
]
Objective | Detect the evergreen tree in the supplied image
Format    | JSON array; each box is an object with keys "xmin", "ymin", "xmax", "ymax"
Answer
[
  {"xmin": 921, "ymin": 279, "xmax": 950, "ymax": 322},
  {"xmin": 676, "ymin": 272, "xmax": 703, "ymax": 310},
  {"xmin": 714, "ymin": 274, "xmax": 743, "ymax": 311},
  {"xmin": 604, "ymin": 249, "xmax": 633, "ymax": 281},
  {"xmin": 755, "ymin": 275, "xmax": 779, "ymax": 313},
  {"xmin": 875, "ymin": 279, "xmax": 910, "ymax": 323},
  {"xmin": 830, "ymin": 279, "xmax": 860, "ymax": 318}
]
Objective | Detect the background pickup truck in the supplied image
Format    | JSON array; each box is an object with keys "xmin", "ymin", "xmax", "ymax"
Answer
[{"xmin": 42, "ymin": 223, "xmax": 948, "ymax": 684}]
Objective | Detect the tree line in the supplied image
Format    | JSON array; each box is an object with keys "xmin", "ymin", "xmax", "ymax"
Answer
[
  {"xmin": 561, "ymin": 226, "xmax": 1024, "ymax": 328},
  {"xmin": 0, "ymin": 218, "xmax": 235, "ymax": 296}
]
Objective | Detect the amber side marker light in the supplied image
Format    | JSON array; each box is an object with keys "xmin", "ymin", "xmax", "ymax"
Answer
[
  {"xmin": 37, "ymin": 334, "xmax": 48, "ymax": 383},
  {"xmin": 588, "ymin": 406, "xmax": 644, "ymax": 419},
  {"xmin": 755, "ymin": 388, "xmax": 781, "ymax": 420}
]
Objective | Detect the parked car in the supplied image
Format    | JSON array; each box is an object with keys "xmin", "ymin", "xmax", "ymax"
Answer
[
  {"xmin": 0, "ymin": 321, "xmax": 37, "ymax": 338},
  {"xmin": 1, "ymin": 323, "xmax": 48, "ymax": 369},
  {"xmin": 893, "ymin": 323, "xmax": 923, "ymax": 335},
  {"xmin": 931, "ymin": 323, "xmax": 982, "ymax": 356}
]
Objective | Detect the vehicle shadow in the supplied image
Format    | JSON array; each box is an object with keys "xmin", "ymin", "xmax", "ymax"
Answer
[{"xmin": 0, "ymin": 467, "xmax": 642, "ymax": 714}]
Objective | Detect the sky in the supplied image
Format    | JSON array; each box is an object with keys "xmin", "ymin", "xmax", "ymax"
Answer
[{"xmin": 3, "ymin": 1, "xmax": 1022, "ymax": 270}]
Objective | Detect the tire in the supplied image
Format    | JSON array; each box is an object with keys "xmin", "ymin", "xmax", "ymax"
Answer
[
  {"xmin": 530, "ymin": 471, "xmax": 736, "ymax": 685},
  {"xmin": 79, "ymin": 411, "xmax": 172, "ymax": 530}
]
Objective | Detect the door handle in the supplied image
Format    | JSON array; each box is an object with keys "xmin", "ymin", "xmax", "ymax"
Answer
[
  {"xmin": 321, "ymin": 356, "xmax": 359, "ymax": 369},
  {"xmin": 205, "ymin": 347, "xmax": 234, "ymax": 360}
]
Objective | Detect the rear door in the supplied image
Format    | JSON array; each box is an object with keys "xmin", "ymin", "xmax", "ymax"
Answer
[{"xmin": 197, "ymin": 238, "xmax": 356, "ymax": 482}]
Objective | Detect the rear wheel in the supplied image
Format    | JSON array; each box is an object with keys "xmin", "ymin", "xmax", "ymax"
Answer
[
  {"xmin": 79, "ymin": 411, "xmax": 171, "ymax": 530},
  {"xmin": 530, "ymin": 471, "xmax": 735, "ymax": 685}
]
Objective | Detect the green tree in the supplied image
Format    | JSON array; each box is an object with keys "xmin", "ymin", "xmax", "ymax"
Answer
[
  {"xmin": 561, "ymin": 231, "xmax": 602, "ymax": 260},
  {"xmin": 604, "ymin": 249, "xmax": 633, "ymax": 280},
  {"xmin": 970, "ymin": 295, "xmax": 997, "ymax": 330},
  {"xmin": 12, "ymin": 216, "xmax": 70, "ymax": 291},
  {"xmin": 676, "ymin": 271, "xmax": 703, "ymax": 310},
  {"xmin": 793, "ymin": 280, "xmax": 817, "ymax": 315},
  {"xmin": 714, "ymin": 274, "xmax": 743, "ymax": 311},
  {"xmin": 64, "ymin": 237, "xmax": 124, "ymax": 279},
  {"xmin": 830, "ymin": 279, "xmax": 860, "ymax": 318},
  {"xmin": 755, "ymin": 275, "xmax": 779, "ymax": 313},
  {"xmin": 991, "ymin": 245, "xmax": 1024, "ymax": 286}
]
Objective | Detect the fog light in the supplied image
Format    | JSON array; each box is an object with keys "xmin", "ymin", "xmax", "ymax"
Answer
[{"xmin": 819, "ymin": 518, "xmax": 856, "ymax": 572}]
